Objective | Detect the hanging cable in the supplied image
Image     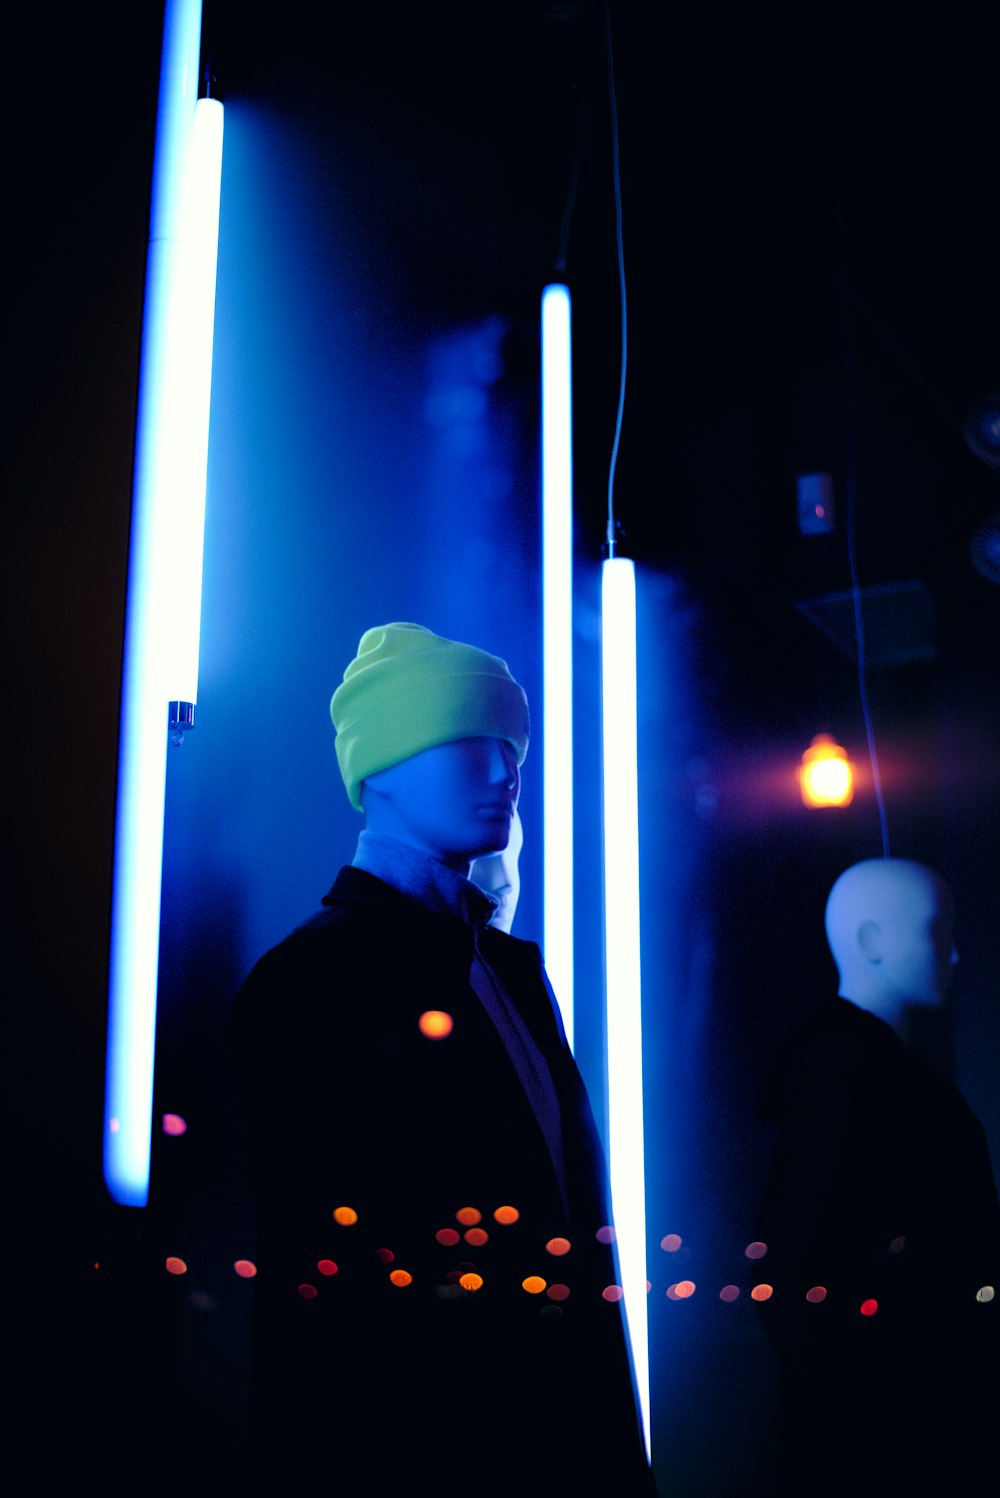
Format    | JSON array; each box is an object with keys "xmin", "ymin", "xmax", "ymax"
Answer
[
  {"xmin": 603, "ymin": 0, "xmax": 627, "ymax": 553},
  {"xmin": 839, "ymin": 274, "xmax": 891, "ymax": 858}
]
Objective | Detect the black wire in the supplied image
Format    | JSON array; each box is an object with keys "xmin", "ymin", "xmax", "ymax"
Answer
[{"xmin": 603, "ymin": 0, "xmax": 627, "ymax": 553}]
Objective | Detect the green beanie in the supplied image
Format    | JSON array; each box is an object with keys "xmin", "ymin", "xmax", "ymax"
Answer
[{"xmin": 331, "ymin": 623, "xmax": 530, "ymax": 811}]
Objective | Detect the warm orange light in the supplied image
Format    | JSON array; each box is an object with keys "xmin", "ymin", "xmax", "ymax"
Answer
[
  {"xmin": 233, "ymin": 1259, "xmax": 257, "ymax": 1279},
  {"xmin": 389, "ymin": 1269, "xmax": 413, "ymax": 1288},
  {"xmin": 418, "ymin": 1009, "xmax": 454, "ymax": 1040},
  {"xmin": 660, "ymin": 1233, "xmax": 682, "ymax": 1253},
  {"xmin": 165, "ymin": 1256, "xmax": 187, "ymax": 1276},
  {"xmin": 545, "ymin": 1237, "xmax": 571, "ymax": 1257},
  {"xmin": 459, "ymin": 1272, "xmax": 484, "ymax": 1292},
  {"xmin": 522, "ymin": 1275, "xmax": 547, "ymax": 1295},
  {"xmin": 493, "ymin": 1204, "xmax": 520, "ymax": 1225},
  {"xmin": 673, "ymin": 1280, "xmax": 696, "ymax": 1299},
  {"xmin": 798, "ymin": 733, "xmax": 854, "ymax": 808},
  {"xmin": 750, "ymin": 1284, "xmax": 773, "ymax": 1302},
  {"xmin": 464, "ymin": 1228, "xmax": 489, "ymax": 1246},
  {"xmin": 333, "ymin": 1205, "xmax": 358, "ymax": 1226},
  {"xmin": 455, "ymin": 1206, "xmax": 482, "ymax": 1226}
]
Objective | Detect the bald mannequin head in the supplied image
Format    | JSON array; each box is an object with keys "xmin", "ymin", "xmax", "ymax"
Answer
[{"xmin": 825, "ymin": 858, "xmax": 958, "ymax": 1036}]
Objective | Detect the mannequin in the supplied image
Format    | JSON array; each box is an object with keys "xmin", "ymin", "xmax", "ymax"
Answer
[
  {"xmin": 755, "ymin": 857, "xmax": 998, "ymax": 1495},
  {"xmin": 470, "ymin": 806, "xmax": 523, "ymax": 933},
  {"xmin": 230, "ymin": 624, "xmax": 652, "ymax": 1494}
]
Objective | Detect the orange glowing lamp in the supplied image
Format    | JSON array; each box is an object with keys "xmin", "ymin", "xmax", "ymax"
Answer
[{"xmin": 798, "ymin": 733, "xmax": 854, "ymax": 808}]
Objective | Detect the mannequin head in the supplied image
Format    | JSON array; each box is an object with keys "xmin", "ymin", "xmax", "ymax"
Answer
[
  {"xmin": 471, "ymin": 807, "xmax": 524, "ymax": 932},
  {"xmin": 824, "ymin": 858, "xmax": 958, "ymax": 1036},
  {"xmin": 361, "ymin": 736, "xmax": 520, "ymax": 873}
]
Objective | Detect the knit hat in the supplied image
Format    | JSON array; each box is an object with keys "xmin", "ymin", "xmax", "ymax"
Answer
[{"xmin": 331, "ymin": 623, "xmax": 530, "ymax": 811}]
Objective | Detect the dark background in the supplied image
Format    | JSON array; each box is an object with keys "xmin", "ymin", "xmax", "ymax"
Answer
[{"xmin": 7, "ymin": 3, "xmax": 999, "ymax": 1492}]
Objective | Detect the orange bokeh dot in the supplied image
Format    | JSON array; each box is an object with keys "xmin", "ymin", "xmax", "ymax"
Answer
[
  {"xmin": 389, "ymin": 1270, "xmax": 413, "ymax": 1288},
  {"xmin": 806, "ymin": 1285, "xmax": 827, "ymax": 1304},
  {"xmin": 298, "ymin": 1283, "xmax": 318, "ymax": 1300},
  {"xmin": 860, "ymin": 1298, "xmax": 878, "ymax": 1317},
  {"xmin": 493, "ymin": 1205, "xmax": 520, "ymax": 1225},
  {"xmin": 464, "ymin": 1228, "xmax": 489, "ymax": 1246},
  {"xmin": 522, "ymin": 1276, "xmax": 547, "ymax": 1295},
  {"xmin": 162, "ymin": 1113, "xmax": 187, "ymax": 1136},
  {"xmin": 546, "ymin": 1283, "xmax": 571, "ymax": 1302},
  {"xmin": 333, "ymin": 1206, "xmax": 358, "ymax": 1227},
  {"xmin": 545, "ymin": 1237, "xmax": 571, "ymax": 1257},
  {"xmin": 375, "ymin": 1247, "xmax": 395, "ymax": 1264},
  {"xmin": 602, "ymin": 1285, "xmax": 624, "ymax": 1302},
  {"xmin": 456, "ymin": 1207, "xmax": 482, "ymax": 1226},
  {"xmin": 459, "ymin": 1273, "xmax": 484, "ymax": 1292},
  {"xmin": 673, "ymin": 1280, "xmax": 696, "ymax": 1299},
  {"xmin": 317, "ymin": 1259, "xmax": 338, "ymax": 1277},
  {"xmin": 418, "ymin": 1010, "xmax": 454, "ymax": 1040},
  {"xmin": 744, "ymin": 1241, "xmax": 768, "ymax": 1260},
  {"xmin": 719, "ymin": 1285, "xmax": 740, "ymax": 1302},
  {"xmin": 660, "ymin": 1233, "xmax": 682, "ymax": 1253},
  {"xmin": 750, "ymin": 1283, "xmax": 773, "ymax": 1302},
  {"xmin": 435, "ymin": 1228, "xmax": 461, "ymax": 1246},
  {"xmin": 595, "ymin": 1225, "xmax": 616, "ymax": 1245},
  {"xmin": 233, "ymin": 1259, "xmax": 257, "ymax": 1279},
  {"xmin": 165, "ymin": 1256, "xmax": 187, "ymax": 1276}
]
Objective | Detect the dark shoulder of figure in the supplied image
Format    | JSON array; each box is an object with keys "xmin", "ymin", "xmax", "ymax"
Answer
[{"xmin": 759, "ymin": 997, "xmax": 899, "ymax": 1120}]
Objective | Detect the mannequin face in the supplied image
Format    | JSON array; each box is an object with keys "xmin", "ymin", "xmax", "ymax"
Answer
[
  {"xmin": 826, "ymin": 859, "xmax": 958, "ymax": 1015},
  {"xmin": 471, "ymin": 808, "xmax": 523, "ymax": 933},
  {"xmin": 362, "ymin": 737, "xmax": 520, "ymax": 872}
]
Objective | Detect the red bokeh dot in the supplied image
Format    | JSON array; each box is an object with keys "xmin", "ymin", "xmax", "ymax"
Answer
[
  {"xmin": 806, "ymin": 1286, "xmax": 827, "ymax": 1304},
  {"xmin": 464, "ymin": 1228, "xmax": 489, "ymax": 1246},
  {"xmin": 660, "ymin": 1233, "xmax": 682, "ymax": 1253},
  {"xmin": 547, "ymin": 1283, "xmax": 571, "ymax": 1302},
  {"xmin": 165, "ymin": 1256, "xmax": 187, "ymax": 1276},
  {"xmin": 545, "ymin": 1237, "xmax": 571, "ymax": 1257},
  {"xmin": 719, "ymin": 1285, "xmax": 740, "ymax": 1303},
  {"xmin": 162, "ymin": 1113, "xmax": 187, "ymax": 1137},
  {"xmin": 297, "ymin": 1283, "xmax": 318, "ymax": 1300},
  {"xmin": 233, "ymin": 1259, "xmax": 257, "ymax": 1279},
  {"xmin": 456, "ymin": 1207, "xmax": 482, "ymax": 1226},
  {"xmin": 750, "ymin": 1284, "xmax": 773, "ymax": 1302},
  {"xmin": 435, "ymin": 1228, "xmax": 461, "ymax": 1246},
  {"xmin": 602, "ymin": 1285, "xmax": 624, "ymax": 1302},
  {"xmin": 860, "ymin": 1298, "xmax": 878, "ymax": 1317},
  {"xmin": 375, "ymin": 1248, "xmax": 395, "ymax": 1265},
  {"xmin": 493, "ymin": 1205, "xmax": 520, "ymax": 1225},
  {"xmin": 744, "ymin": 1241, "xmax": 768, "ymax": 1260},
  {"xmin": 316, "ymin": 1260, "xmax": 338, "ymax": 1277}
]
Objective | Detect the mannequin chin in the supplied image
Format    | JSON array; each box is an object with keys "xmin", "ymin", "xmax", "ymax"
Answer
[
  {"xmin": 825, "ymin": 858, "xmax": 958, "ymax": 1038},
  {"xmin": 471, "ymin": 808, "xmax": 523, "ymax": 933}
]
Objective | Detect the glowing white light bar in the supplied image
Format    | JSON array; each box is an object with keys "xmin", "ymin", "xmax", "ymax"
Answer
[
  {"xmin": 104, "ymin": 0, "xmax": 222, "ymax": 1207},
  {"xmin": 601, "ymin": 555, "xmax": 650, "ymax": 1456},
  {"xmin": 542, "ymin": 283, "xmax": 574, "ymax": 1048}
]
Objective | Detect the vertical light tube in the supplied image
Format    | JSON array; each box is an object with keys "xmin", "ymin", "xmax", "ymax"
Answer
[
  {"xmin": 104, "ymin": 0, "xmax": 222, "ymax": 1207},
  {"xmin": 541, "ymin": 283, "xmax": 574, "ymax": 1048},
  {"xmin": 601, "ymin": 555, "xmax": 650, "ymax": 1456}
]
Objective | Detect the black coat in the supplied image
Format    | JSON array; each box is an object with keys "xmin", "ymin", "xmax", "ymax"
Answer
[{"xmin": 230, "ymin": 867, "xmax": 651, "ymax": 1493}]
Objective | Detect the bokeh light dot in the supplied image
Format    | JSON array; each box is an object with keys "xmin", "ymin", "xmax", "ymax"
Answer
[
  {"xmin": 860, "ymin": 1298, "xmax": 878, "ymax": 1317},
  {"xmin": 660, "ymin": 1233, "xmax": 682, "ymax": 1253},
  {"xmin": 435, "ymin": 1228, "xmax": 461, "ymax": 1246},
  {"xmin": 418, "ymin": 1009, "xmax": 454, "ymax": 1040},
  {"xmin": 745, "ymin": 1241, "xmax": 768, "ymax": 1260},
  {"xmin": 316, "ymin": 1259, "xmax": 338, "ymax": 1277},
  {"xmin": 389, "ymin": 1270, "xmax": 413, "ymax": 1288},
  {"xmin": 233, "ymin": 1259, "xmax": 257, "ymax": 1279},
  {"xmin": 375, "ymin": 1247, "xmax": 395, "ymax": 1264},
  {"xmin": 165, "ymin": 1256, "xmax": 187, "ymax": 1276},
  {"xmin": 547, "ymin": 1283, "xmax": 571, "ymax": 1301},
  {"xmin": 719, "ymin": 1285, "xmax": 740, "ymax": 1303},
  {"xmin": 459, "ymin": 1272, "xmax": 483, "ymax": 1292},
  {"xmin": 464, "ymin": 1227, "xmax": 489, "ymax": 1246},
  {"xmin": 674, "ymin": 1280, "xmax": 696, "ymax": 1299},
  {"xmin": 298, "ymin": 1283, "xmax": 318, "ymax": 1300},
  {"xmin": 333, "ymin": 1206, "xmax": 358, "ymax": 1227},
  {"xmin": 806, "ymin": 1285, "xmax": 827, "ymax": 1304},
  {"xmin": 750, "ymin": 1284, "xmax": 773, "ymax": 1302},
  {"xmin": 522, "ymin": 1276, "xmax": 547, "ymax": 1295},
  {"xmin": 888, "ymin": 1236, "xmax": 906, "ymax": 1254},
  {"xmin": 545, "ymin": 1237, "xmax": 571, "ymax": 1257},
  {"xmin": 602, "ymin": 1285, "xmax": 624, "ymax": 1302},
  {"xmin": 162, "ymin": 1113, "xmax": 187, "ymax": 1136},
  {"xmin": 456, "ymin": 1207, "xmax": 482, "ymax": 1226},
  {"xmin": 493, "ymin": 1205, "xmax": 520, "ymax": 1225},
  {"xmin": 976, "ymin": 1286, "xmax": 994, "ymax": 1303},
  {"xmin": 595, "ymin": 1225, "xmax": 616, "ymax": 1245}
]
